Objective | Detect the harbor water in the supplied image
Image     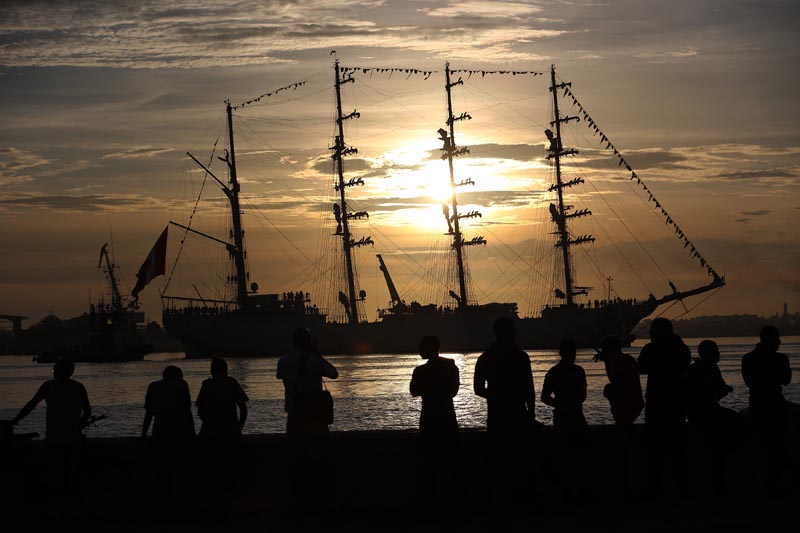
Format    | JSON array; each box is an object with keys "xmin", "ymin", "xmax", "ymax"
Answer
[{"xmin": 2, "ymin": 336, "xmax": 798, "ymax": 438}]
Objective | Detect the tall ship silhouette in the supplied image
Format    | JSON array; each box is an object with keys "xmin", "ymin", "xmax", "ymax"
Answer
[{"xmin": 160, "ymin": 61, "xmax": 724, "ymax": 357}]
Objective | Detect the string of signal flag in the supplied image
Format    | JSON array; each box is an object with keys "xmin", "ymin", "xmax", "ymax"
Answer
[
  {"xmin": 560, "ymin": 84, "xmax": 721, "ymax": 281},
  {"xmin": 339, "ymin": 66, "xmax": 544, "ymax": 80},
  {"xmin": 232, "ymin": 80, "xmax": 308, "ymax": 110}
]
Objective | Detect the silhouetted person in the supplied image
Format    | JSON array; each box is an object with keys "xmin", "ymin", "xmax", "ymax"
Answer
[
  {"xmin": 742, "ymin": 326, "xmax": 792, "ymax": 495},
  {"xmin": 541, "ymin": 338, "xmax": 588, "ymax": 501},
  {"xmin": 142, "ymin": 365, "xmax": 194, "ymax": 442},
  {"xmin": 474, "ymin": 317, "xmax": 536, "ymax": 516},
  {"xmin": 474, "ymin": 317, "xmax": 536, "ymax": 433},
  {"xmin": 686, "ymin": 340, "xmax": 745, "ymax": 497},
  {"xmin": 638, "ymin": 317, "xmax": 691, "ymax": 497},
  {"xmin": 195, "ymin": 356, "xmax": 248, "ymax": 520},
  {"xmin": 277, "ymin": 327, "xmax": 339, "ymax": 436},
  {"xmin": 196, "ymin": 356, "xmax": 248, "ymax": 442},
  {"xmin": 410, "ymin": 336, "xmax": 459, "ymax": 515},
  {"xmin": 542, "ymin": 338, "xmax": 587, "ymax": 432},
  {"xmin": 142, "ymin": 365, "xmax": 195, "ymax": 521},
  {"xmin": 12, "ymin": 357, "xmax": 91, "ymax": 444},
  {"xmin": 596, "ymin": 335, "xmax": 643, "ymax": 427},
  {"xmin": 411, "ymin": 336, "xmax": 459, "ymax": 435},
  {"xmin": 638, "ymin": 317, "xmax": 691, "ymax": 427},
  {"xmin": 277, "ymin": 328, "xmax": 338, "ymax": 516},
  {"xmin": 596, "ymin": 335, "xmax": 643, "ymax": 496},
  {"xmin": 687, "ymin": 340, "xmax": 734, "ymax": 426},
  {"xmin": 11, "ymin": 357, "xmax": 91, "ymax": 519}
]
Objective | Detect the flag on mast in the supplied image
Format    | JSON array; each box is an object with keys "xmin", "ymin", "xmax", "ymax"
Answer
[{"xmin": 132, "ymin": 226, "xmax": 168, "ymax": 299}]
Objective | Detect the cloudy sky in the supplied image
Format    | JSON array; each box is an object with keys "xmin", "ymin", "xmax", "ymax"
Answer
[{"xmin": 1, "ymin": 0, "xmax": 798, "ymax": 327}]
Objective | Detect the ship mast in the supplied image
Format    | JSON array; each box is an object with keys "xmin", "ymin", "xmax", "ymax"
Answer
[
  {"xmin": 440, "ymin": 63, "xmax": 484, "ymax": 309},
  {"xmin": 224, "ymin": 101, "xmax": 249, "ymax": 308},
  {"xmin": 547, "ymin": 65, "xmax": 594, "ymax": 307},
  {"xmin": 332, "ymin": 59, "xmax": 371, "ymax": 323}
]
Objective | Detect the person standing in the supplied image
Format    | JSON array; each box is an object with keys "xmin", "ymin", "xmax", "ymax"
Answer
[
  {"xmin": 11, "ymin": 357, "xmax": 92, "ymax": 519},
  {"xmin": 742, "ymin": 326, "xmax": 792, "ymax": 495},
  {"xmin": 474, "ymin": 317, "xmax": 536, "ymax": 433},
  {"xmin": 473, "ymin": 317, "xmax": 536, "ymax": 515},
  {"xmin": 12, "ymin": 357, "xmax": 91, "ymax": 445},
  {"xmin": 596, "ymin": 335, "xmax": 643, "ymax": 427},
  {"xmin": 411, "ymin": 336, "xmax": 460, "ymax": 435},
  {"xmin": 195, "ymin": 356, "xmax": 248, "ymax": 520},
  {"xmin": 196, "ymin": 356, "xmax": 248, "ymax": 442},
  {"xmin": 277, "ymin": 327, "xmax": 339, "ymax": 436},
  {"xmin": 141, "ymin": 365, "xmax": 195, "ymax": 521},
  {"xmin": 277, "ymin": 328, "xmax": 339, "ymax": 515},
  {"xmin": 638, "ymin": 317, "xmax": 691, "ymax": 497},
  {"xmin": 595, "ymin": 335, "xmax": 643, "ymax": 495},
  {"xmin": 142, "ymin": 365, "xmax": 194, "ymax": 442},
  {"xmin": 410, "ymin": 336, "xmax": 459, "ymax": 513},
  {"xmin": 541, "ymin": 338, "xmax": 587, "ymax": 432}
]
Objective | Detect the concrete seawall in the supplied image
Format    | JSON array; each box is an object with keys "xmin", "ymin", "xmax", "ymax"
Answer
[{"xmin": 2, "ymin": 426, "xmax": 798, "ymax": 531}]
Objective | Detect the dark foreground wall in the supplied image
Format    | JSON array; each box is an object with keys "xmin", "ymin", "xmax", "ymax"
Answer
[{"xmin": 2, "ymin": 425, "xmax": 799, "ymax": 531}]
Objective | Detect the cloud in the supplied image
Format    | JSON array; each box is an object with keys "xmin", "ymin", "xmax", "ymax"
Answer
[
  {"xmin": 101, "ymin": 147, "xmax": 174, "ymax": 159},
  {"xmin": 0, "ymin": 193, "xmax": 165, "ymax": 212},
  {"xmin": 421, "ymin": 2, "xmax": 544, "ymax": 19},
  {"xmin": 636, "ymin": 47, "xmax": 699, "ymax": 61},
  {"xmin": 739, "ymin": 210, "xmax": 770, "ymax": 216},
  {"xmin": 0, "ymin": 0, "xmax": 563, "ymax": 68},
  {"xmin": 714, "ymin": 168, "xmax": 798, "ymax": 181},
  {"xmin": 0, "ymin": 147, "xmax": 53, "ymax": 186}
]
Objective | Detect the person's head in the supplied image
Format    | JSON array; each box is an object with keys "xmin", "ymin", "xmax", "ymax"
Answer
[
  {"xmin": 759, "ymin": 325, "xmax": 781, "ymax": 352},
  {"xmin": 493, "ymin": 316, "xmax": 516, "ymax": 344},
  {"xmin": 292, "ymin": 327, "xmax": 315, "ymax": 352},
  {"xmin": 697, "ymin": 340, "xmax": 720, "ymax": 364},
  {"xmin": 419, "ymin": 336, "xmax": 440, "ymax": 360},
  {"xmin": 649, "ymin": 317, "xmax": 673, "ymax": 342},
  {"xmin": 596, "ymin": 335, "xmax": 622, "ymax": 362},
  {"xmin": 52, "ymin": 357, "xmax": 75, "ymax": 380},
  {"xmin": 210, "ymin": 356, "xmax": 228, "ymax": 378},
  {"xmin": 559, "ymin": 337, "xmax": 577, "ymax": 364},
  {"xmin": 162, "ymin": 365, "xmax": 183, "ymax": 381}
]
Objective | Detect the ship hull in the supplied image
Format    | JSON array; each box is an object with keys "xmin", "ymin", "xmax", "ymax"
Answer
[{"xmin": 163, "ymin": 300, "xmax": 657, "ymax": 357}]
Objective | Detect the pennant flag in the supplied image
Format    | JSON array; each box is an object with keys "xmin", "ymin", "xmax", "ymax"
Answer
[{"xmin": 132, "ymin": 226, "xmax": 168, "ymax": 299}]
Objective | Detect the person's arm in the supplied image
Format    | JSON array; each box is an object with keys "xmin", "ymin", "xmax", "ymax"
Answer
[
  {"xmin": 524, "ymin": 354, "xmax": 536, "ymax": 414},
  {"xmin": 577, "ymin": 367, "xmax": 587, "ymax": 404},
  {"xmin": 473, "ymin": 356, "xmax": 488, "ymax": 399},
  {"xmin": 238, "ymin": 401, "xmax": 248, "ymax": 432},
  {"xmin": 79, "ymin": 383, "xmax": 92, "ymax": 423},
  {"xmin": 142, "ymin": 410, "xmax": 153, "ymax": 439},
  {"xmin": 448, "ymin": 363, "xmax": 460, "ymax": 398},
  {"xmin": 196, "ymin": 383, "xmax": 206, "ymax": 422},
  {"xmin": 320, "ymin": 356, "xmax": 338, "ymax": 379},
  {"xmin": 540, "ymin": 371, "xmax": 556, "ymax": 408},
  {"xmin": 410, "ymin": 367, "xmax": 422, "ymax": 397},
  {"xmin": 741, "ymin": 354, "xmax": 753, "ymax": 388},
  {"xmin": 142, "ymin": 385, "xmax": 154, "ymax": 438},
  {"xmin": 638, "ymin": 346, "xmax": 651, "ymax": 375},
  {"xmin": 11, "ymin": 383, "xmax": 48, "ymax": 425},
  {"xmin": 780, "ymin": 353, "xmax": 792, "ymax": 386}
]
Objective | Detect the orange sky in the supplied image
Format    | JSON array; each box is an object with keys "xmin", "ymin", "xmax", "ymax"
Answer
[{"xmin": 1, "ymin": 0, "xmax": 798, "ymax": 326}]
